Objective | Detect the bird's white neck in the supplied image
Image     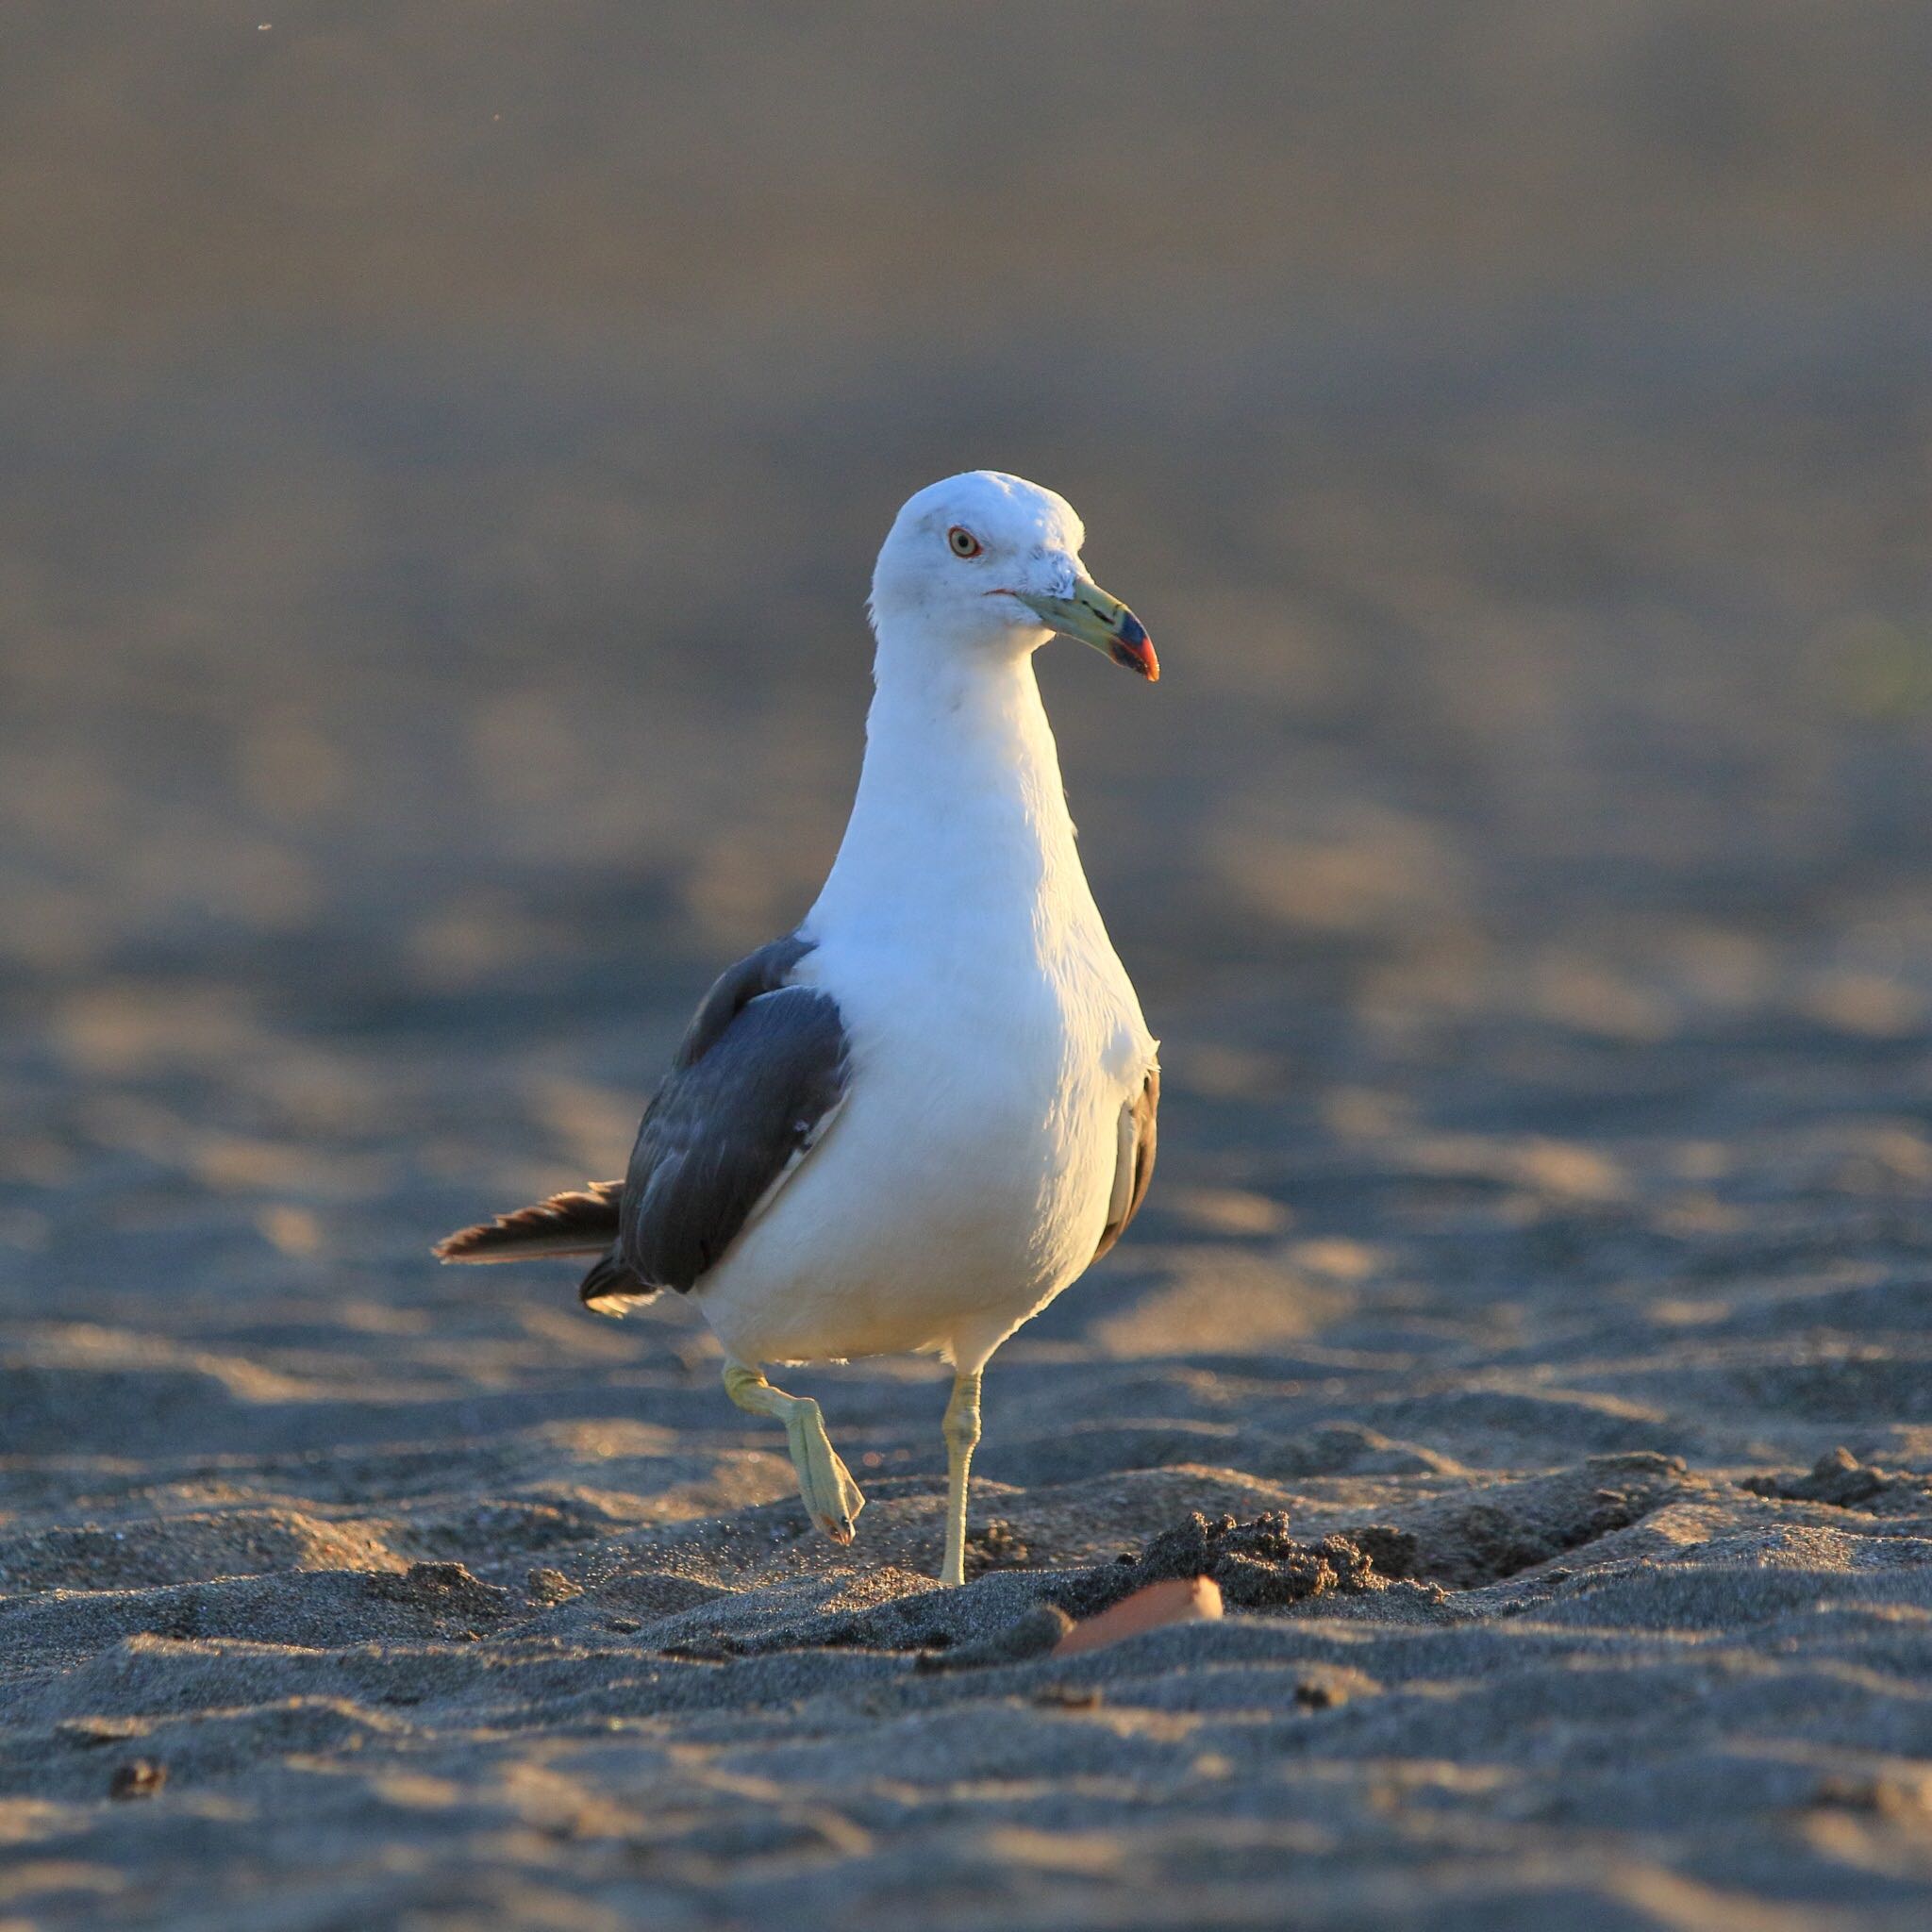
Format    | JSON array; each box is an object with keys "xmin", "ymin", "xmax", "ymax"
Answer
[{"xmin": 808, "ymin": 637, "xmax": 1091, "ymax": 955}]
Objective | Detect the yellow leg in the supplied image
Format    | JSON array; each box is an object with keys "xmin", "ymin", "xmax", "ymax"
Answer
[
  {"xmin": 939, "ymin": 1367, "xmax": 983, "ymax": 1588},
  {"xmin": 723, "ymin": 1362, "xmax": 865, "ymax": 1545}
]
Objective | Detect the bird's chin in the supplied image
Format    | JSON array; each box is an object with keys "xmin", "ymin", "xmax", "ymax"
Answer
[
  {"xmin": 966, "ymin": 593, "xmax": 1054, "ymax": 652},
  {"xmin": 982, "ymin": 589, "xmax": 1044, "ymax": 625}
]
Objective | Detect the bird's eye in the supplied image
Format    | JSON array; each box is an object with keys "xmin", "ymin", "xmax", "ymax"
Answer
[{"xmin": 947, "ymin": 526, "xmax": 982, "ymax": 558}]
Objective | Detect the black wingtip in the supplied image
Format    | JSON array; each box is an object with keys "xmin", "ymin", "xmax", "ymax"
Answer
[{"xmin": 578, "ymin": 1253, "xmax": 658, "ymax": 1316}]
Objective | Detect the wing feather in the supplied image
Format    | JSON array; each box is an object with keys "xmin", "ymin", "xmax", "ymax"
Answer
[
  {"xmin": 615, "ymin": 984, "xmax": 846, "ymax": 1293},
  {"xmin": 1091, "ymin": 1065, "xmax": 1158, "ymax": 1263},
  {"xmin": 436, "ymin": 932, "xmax": 846, "ymax": 1313},
  {"xmin": 566, "ymin": 936, "xmax": 846, "ymax": 1309}
]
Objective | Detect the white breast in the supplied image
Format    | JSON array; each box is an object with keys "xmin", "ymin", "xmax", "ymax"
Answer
[
  {"xmin": 691, "ymin": 650, "xmax": 1154, "ymax": 1372},
  {"xmin": 695, "ymin": 932, "xmax": 1143, "ymax": 1369}
]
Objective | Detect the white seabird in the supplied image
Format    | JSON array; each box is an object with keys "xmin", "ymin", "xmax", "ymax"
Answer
[{"xmin": 437, "ymin": 471, "xmax": 1160, "ymax": 1587}]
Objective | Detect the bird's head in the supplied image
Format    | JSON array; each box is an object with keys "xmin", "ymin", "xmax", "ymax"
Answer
[{"xmin": 869, "ymin": 471, "xmax": 1158, "ymax": 683}]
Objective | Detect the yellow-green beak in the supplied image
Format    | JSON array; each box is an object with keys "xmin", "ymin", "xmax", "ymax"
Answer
[{"xmin": 1017, "ymin": 580, "xmax": 1159, "ymax": 682}]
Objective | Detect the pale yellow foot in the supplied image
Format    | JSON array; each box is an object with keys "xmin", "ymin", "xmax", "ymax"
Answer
[
  {"xmin": 939, "ymin": 1367, "xmax": 983, "ymax": 1588},
  {"xmin": 723, "ymin": 1362, "xmax": 865, "ymax": 1544}
]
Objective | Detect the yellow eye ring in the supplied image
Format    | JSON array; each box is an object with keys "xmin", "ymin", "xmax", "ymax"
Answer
[{"xmin": 947, "ymin": 526, "xmax": 982, "ymax": 558}]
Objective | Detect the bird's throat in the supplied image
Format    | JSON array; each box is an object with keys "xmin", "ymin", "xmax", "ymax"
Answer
[{"xmin": 809, "ymin": 646, "xmax": 1083, "ymax": 951}]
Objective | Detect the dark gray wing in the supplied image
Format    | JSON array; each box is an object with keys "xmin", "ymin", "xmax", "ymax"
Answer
[
  {"xmin": 580, "ymin": 934, "xmax": 847, "ymax": 1311},
  {"xmin": 672, "ymin": 933, "xmax": 816, "ymax": 1071},
  {"xmin": 1091, "ymin": 1065, "xmax": 1158, "ymax": 1264}
]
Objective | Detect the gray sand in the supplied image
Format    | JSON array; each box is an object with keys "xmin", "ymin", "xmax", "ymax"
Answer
[{"xmin": 5, "ymin": 6, "xmax": 1932, "ymax": 1928}]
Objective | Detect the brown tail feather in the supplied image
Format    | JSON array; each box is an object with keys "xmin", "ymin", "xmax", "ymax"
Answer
[{"xmin": 434, "ymin": 1181, "xmax": 624, "ymax": 1262}]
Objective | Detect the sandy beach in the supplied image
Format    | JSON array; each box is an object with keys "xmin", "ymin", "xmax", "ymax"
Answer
[{"xmin": 5, "ymin": 6, "xmax": 1932, "ymax": 1926}]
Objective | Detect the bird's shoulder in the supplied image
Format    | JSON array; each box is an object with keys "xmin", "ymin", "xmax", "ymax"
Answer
[{"xmin": 673, "ymin": 930, "xmax": 823, "ymax": 1069}]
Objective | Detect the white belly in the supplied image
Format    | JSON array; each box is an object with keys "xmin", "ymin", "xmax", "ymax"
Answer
[{"xmin": 693, "ymin": 937, "xmax": 1150, "ymax": 1370}]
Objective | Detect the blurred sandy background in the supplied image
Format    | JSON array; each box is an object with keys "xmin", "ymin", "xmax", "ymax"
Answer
[{"xmin": 4, "ymin": 7, "xmax": 1932, "ymax": 1929}]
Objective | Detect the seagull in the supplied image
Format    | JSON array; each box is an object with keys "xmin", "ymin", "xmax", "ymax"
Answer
[{"xmin": 436, "ymin": 472, "xmax": 1159, "ymax": 1586}]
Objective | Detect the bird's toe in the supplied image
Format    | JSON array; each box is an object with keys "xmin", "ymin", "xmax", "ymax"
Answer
[
  {"xmin": 797, "ymin": 1441, "xmax": 865, "ymax": 1546},
  {"xmin": 835, "ymin": 1465, "xmax": 866, "ymax": 1524}
]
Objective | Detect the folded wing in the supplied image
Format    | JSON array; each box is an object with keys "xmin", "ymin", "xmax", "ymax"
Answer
[
  {"xmin": 1091, "ymin": 1064, "xmax": 1158, "ymax": 1264},
  {"xmin": 435, "ymin": 933, "xmax": 849, "ymax": 1317},
  {"xmin": 605, "ymin": 976, "xmax": 847, "ymax": 1307}
]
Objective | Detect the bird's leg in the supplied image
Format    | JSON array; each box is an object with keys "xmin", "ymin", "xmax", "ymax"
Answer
[
  {"xmin": 722, "ymin": 1361, "xmax": 865, "ymax": 1545},
  {"xmin": 938, "ymin": 1366, "xmax": 984, "ymax": 1588}
]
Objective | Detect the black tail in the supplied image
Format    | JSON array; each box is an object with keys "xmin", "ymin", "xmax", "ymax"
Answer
[{"xmin": 434, "ymin": 1181, "xmax": 624, "ymax": 1263}]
